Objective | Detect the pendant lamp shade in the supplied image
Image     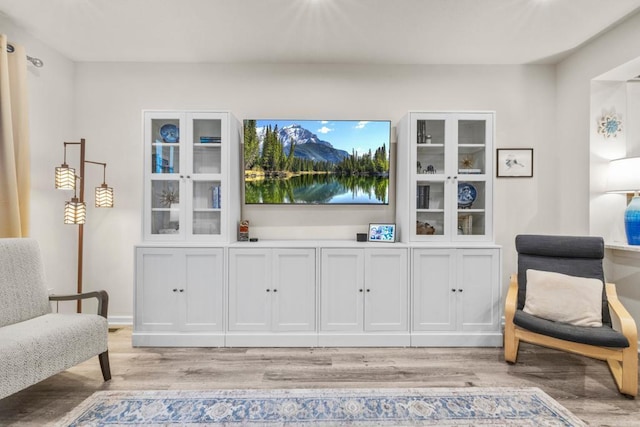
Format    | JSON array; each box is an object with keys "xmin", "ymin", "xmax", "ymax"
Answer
[
  {"xmin": 64, "ymin": 197, "xmax": 86, "ymax": 224},
  {"xmin": 55, "ymin": 164, "xmax": 76, "ymax": 189},
  {"xmin": 95, "ymin": 184, "xmax": 114, "ymax": 208}
]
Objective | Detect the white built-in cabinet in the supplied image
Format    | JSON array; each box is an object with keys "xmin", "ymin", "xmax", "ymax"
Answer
[
  {"xmin": 227, "ymin": 247, "xmax": 317, "ymax": 346},
  {"xmin": 143, "ymin": 111, "xmax": 240, "ymax": 242},
  {"xmin": 412, "ymin": 247, "xmax": 502, "ymax": 346},
  {"xmin": 396, "ymin": 112, "xmax": 494, "ymax": 242},
  {"xmin": 133, "ymin": 247, "xmax": 224, "ymax": 346},
  {"xmin": 134, "ymin": 110, "xmax": 502, "ymax": 348},
  {"xmin": 319, "ymin": 248, "xmax": 409, "ymax": 346}
]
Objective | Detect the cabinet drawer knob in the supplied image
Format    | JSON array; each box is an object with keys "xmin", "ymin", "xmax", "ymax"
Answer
[
  {"xmin": 266, "ymin": 289, "xmax": 271, "ymax": 292},
  {"xmin": 366, "ymin": 289, "xmax": 371, "ymax": 292},
  {"xmin": 179, "ymin": 289, "xmax": 185, "ymax": 292},
  {"xmin": 273, "ymin": 289, "xmax": 278, "ymax": 292},
  {"xmin": 458, "ymin": 289, "xmax": 463, "ymax": 292},
  {"xmin": 451, "ymin": 289, "xmax": 456, "ymax": 292},
  {"xmin": 359, "ymin": 289, "xmax": 363, "ymax": 292},
  {"xmin": 173, "ymin": 288, "xmax": 178, "ymax": 292}
]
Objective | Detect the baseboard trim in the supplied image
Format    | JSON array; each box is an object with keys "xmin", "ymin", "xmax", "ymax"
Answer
[{"xmin": 108, "ymin": 315, "xmax": 133, "ymax": 326}]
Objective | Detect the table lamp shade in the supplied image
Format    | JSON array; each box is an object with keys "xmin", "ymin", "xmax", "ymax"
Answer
[{"xmin": 607, "ymin": 157, "xmax": 640, "ymax": 245}]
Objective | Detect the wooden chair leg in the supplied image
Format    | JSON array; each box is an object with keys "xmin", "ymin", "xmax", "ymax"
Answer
[
  {"xmin": 504, "ymin": 323, "xmax": 519, "ymax": 364},
  {"xmin": 99, "ymin": 351, "xmax": 112, "ymax": 381},
  {"xmin": 620, "ymin": 347, "xmax": 637, "ymax": 398}
]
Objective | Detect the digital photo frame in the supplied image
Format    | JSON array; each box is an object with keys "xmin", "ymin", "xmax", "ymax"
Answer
[{"xmin": 368, "ymin": 223, "xmax": 396, "ymax": 242}]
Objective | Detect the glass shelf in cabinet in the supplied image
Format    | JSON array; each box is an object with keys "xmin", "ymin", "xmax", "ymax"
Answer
[
  {"xmin": 152, "ymin": 141, "xmax": 180, "ymax": 146},
  {"xmin": 417, "ymin": 143, "xmax": 444, "ymax": 151},
  {"xmin": 193, "ymin": 143, "xmax": 222, "ymax": 149}
]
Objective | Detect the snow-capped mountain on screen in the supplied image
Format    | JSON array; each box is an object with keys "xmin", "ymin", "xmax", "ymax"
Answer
[{"xmin": 257, "ymin": 124, "xmax": 349, "ymax": 163}]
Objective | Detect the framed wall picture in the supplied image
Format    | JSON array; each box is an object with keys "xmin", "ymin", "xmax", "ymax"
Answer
[
  {"xmin": 496, "ymin": 148, "xmax": 533, "ymax": 178},
  {"xmin": 368, "ymin": 223, "xmax": 396, "ymax": 242}
]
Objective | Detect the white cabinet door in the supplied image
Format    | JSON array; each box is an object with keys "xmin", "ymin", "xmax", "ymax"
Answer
[
  {"xmin": 412, "ymin": 248, "xmax": 457, "ymax": 331},
  {"xmin": 228, "ymin": 248, "xmax": 271, "ymax": 331},
  {"xmin": 364, "ymin": 248, "xmax": 408, "ymax": 331},
  {"xmin": 320, "ymin": 249, "xmax": 364, "ymax": 331},
  {"xmin": 412, "ymin": 248, "xmax": 500, "ymax": 334},
  {"xmin": 272, "ymin": 248, "xmax": 316, "ymax": 332},
  {"xmin": 144, "ymin": 112, "xmax": 186, "ymax": 241},
  {"xmin": 182, "ymin": 249, "xmax": 224, "ymax": 331},
  {"xmin": 135, "ymin": 247, "xmax": 223, "ymax": 333},
  {"xmin": 228, "ymin": 248, "xmax": 317, "ymax": 333},
  {"xmin": 456, "ymin": 249, "xmax": 500, "ymax": 332},
  {"xmin": 135, "ymin": 248, "xmax": 181, "ymax": 332}
]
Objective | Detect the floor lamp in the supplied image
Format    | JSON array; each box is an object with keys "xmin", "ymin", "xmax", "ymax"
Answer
[{"xmin": 55, "ymin": 139, "xmax": 114, "ymax": 312}]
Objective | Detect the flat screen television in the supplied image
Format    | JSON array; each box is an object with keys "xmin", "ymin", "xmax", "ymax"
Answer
[{"xmin": 243, "ymin": 119, "xmax": 391, "ymax": 205}]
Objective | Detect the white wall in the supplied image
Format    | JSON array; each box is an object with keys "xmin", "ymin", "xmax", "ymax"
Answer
[{"xmin": 557, "ymin": 10, "xmax": 640, "ymax": 328}]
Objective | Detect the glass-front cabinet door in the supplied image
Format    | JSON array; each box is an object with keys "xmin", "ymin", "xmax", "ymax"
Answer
[
  {"xmin": 408, "ymin": 112, "xmax": 493, "ymax": 242},
  {"xmin": 414, "ymin": 117, "xmax": 448, "ymax": 239},
  {"xmin": 189, "ymin": 113, "xmax": 226, "ymax": 239},
  {"xmin": 144, "ymin": 111, "xmax": 231, "ymax": 241}
]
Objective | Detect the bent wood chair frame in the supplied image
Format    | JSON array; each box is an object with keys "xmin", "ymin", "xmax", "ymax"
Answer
[{"xmin": 505, "ymin": 274, "xmax": 637, "ymax": 397}]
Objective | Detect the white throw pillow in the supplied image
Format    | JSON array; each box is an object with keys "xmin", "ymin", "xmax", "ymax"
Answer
[{"xmin": 523, "ymin": 269, "xmax": 603, "ymax": 327}]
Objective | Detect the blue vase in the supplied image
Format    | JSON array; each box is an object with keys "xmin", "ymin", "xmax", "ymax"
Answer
[{"xmin": 625, "ymin": 196, "xmax": 640, "ymax": 245}]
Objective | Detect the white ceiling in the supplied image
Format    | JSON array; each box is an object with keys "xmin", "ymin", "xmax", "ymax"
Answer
[{"xmin": 2, "ymin": 0, "xmax": 640, "ymax": 65}]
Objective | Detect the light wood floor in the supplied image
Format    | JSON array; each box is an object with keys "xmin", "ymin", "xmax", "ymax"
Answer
[{"xmin": 1, "ymin": 327, "xmax": 638, "ymax": 426}]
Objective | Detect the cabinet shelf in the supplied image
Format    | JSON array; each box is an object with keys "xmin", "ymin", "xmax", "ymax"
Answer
[
  {"xmin": 152, "ymin": 142, "xmax": 180, "ymax": 147},
  {"xmin": 457, "ymin": 209, "xmax": 485, "ymax": 213},
  {"xmin": 194, "ymin": 208, "xmax": 222, "ymax": 213},
  {"xmin": 417, "ymin": 209, "xmax": 445, "ymax": 213},
  {"xmin": 417, "ymin": 143, "xmax": 444, "ymax": 148}
]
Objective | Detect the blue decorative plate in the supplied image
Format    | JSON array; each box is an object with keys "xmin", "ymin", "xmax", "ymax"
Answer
[
  {"xmin": 458, "ymin": 182, "xmax": 477, "ymax": 208},
  {"xmin": 159, "ymin": 124, "xmax": 179, "ymax": 143}
]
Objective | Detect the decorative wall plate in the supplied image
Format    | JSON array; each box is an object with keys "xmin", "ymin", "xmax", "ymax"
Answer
[{"xmin": 598, "ymin": 112, "xmax": 622, "ymax": 139}]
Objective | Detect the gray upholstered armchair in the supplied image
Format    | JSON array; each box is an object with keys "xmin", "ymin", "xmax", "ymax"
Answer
[
  {"xmin": 504, "ymin": 234, "xmax": 637, "ymax": 397},
  {"xmin": 0, "ymin": 238, "xmax": 111, "ymax": 400}
]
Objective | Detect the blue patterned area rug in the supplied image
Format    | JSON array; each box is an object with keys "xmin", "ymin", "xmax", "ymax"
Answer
[{"xmin": 56, "ymin": 387, "xmax": 585, "ymax": 426}]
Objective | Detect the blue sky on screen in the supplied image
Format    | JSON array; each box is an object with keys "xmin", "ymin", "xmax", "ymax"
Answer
[{"xmin": 255, "ymin": 119, "xmax": 390, "ymax": 154}]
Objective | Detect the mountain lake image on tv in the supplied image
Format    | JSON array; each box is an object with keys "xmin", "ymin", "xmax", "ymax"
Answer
[{"xmin": 243, "ymin": 120, "xmax": 391, "ymax": 204}]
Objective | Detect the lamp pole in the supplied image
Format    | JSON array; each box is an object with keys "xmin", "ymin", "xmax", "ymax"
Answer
[{"xmin": 76, "ymin": 139, "xmax": 85, "ymax": 312}]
